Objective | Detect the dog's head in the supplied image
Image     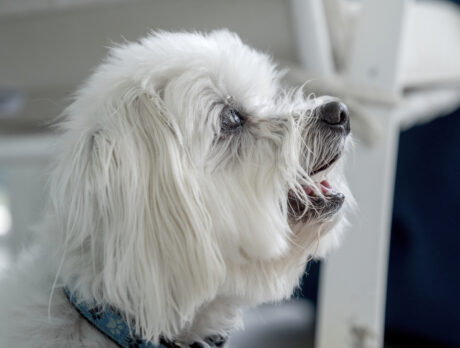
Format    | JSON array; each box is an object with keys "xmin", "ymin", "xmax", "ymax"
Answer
[{"xmin": 50, "ymin": 30, "xmax": 351, "ymax": 340}]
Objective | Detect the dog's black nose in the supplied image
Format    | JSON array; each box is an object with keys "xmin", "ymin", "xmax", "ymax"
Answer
[{"xmin": 319, "ymin": 100, "xmax": 350, "ymax": 134}]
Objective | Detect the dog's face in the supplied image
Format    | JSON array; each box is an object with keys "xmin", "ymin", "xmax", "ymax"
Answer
[
  {"xmin": 136, "ymin": 30, "xmax": 351, "ymax": 260},
  {"xmin": 52, "ymin": 30, "xmax": 351, "ymax": 339}
]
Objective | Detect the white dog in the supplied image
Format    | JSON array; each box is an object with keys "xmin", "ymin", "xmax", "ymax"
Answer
[{"xmin": 0, "ymin": 30, "xmax": 351, "ymax": 348}]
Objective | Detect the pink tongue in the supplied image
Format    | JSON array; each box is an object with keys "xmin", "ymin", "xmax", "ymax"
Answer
[
  {"xmin": 320, "ymin": 180, "xmax": 331, "ymax": 194},
  {"xmin": 304, "ymin": 186, "xmax": 314, "ymax": 195},
  {"xmin": 303, "ymin": 180, "xmax": 331, "ymax": 196}
]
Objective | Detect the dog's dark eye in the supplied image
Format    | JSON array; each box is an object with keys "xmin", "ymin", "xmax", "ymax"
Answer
[{"xmin": 221, "ymin": 107, "xmax": 244, "ymax": 132}]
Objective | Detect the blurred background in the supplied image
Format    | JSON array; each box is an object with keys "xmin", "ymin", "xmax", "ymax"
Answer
[{"xmin": 0, "ymin": 0, "xmax": 459, "ymax": 347}]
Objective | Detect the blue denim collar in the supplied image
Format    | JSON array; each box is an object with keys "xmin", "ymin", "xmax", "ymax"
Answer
[
  {"xmin": 64, "ymin": 287, "xmax": 227, "ymax": 348},
  {"xmin": 64, "ymin": 287, "xmax": 166, "ymax": 348}
]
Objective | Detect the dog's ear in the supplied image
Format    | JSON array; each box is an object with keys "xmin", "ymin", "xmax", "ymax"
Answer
[{"xmin": 51, "ymin": 90, "xmax": 224, "ymax": 340}]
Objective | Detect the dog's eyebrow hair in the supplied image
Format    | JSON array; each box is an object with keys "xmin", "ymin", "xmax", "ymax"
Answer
[{"xmin": 207, "ymin": 101, "xmax": 225, "ymax": 125}]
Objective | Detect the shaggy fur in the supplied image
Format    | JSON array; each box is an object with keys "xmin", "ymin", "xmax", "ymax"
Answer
[{"xmin": 0, "ymin": 30, "xmax": 351, "ymax": 347}]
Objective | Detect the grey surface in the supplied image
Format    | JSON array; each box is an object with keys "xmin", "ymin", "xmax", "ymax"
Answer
[
  {"xmin": 1, "ymin": 0, "xmax": 298, "ymax": 90},
  {"xmin": 228, "ymin": 299, "xmax": 315, "ymax": 348}
]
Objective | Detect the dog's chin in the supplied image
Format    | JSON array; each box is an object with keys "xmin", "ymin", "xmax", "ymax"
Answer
[{"xmin": 288, "ymin": 157, "xmax": 345, "ymax": 223}]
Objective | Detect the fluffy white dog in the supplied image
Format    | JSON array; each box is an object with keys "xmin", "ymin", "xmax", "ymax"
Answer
[{"xmin": 0, "ymin": 30, "xmax": 351, "ymax": 348}]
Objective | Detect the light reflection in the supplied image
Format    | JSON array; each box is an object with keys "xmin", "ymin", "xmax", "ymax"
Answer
[{"xmin": 0, "ymin": 204, "xmax": 11, "ymax": 236}]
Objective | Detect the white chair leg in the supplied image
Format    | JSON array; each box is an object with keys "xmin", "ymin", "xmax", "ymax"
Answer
[
  {"xmin": 312, "ymin": 1, "xmax": 411, "ymax": 347},
  {"xmin": 315, "ymin": 109, "xmax": 399, "ymax": 348}
]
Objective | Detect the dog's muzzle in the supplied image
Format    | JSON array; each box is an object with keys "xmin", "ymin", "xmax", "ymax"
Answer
[{"xmin": 288, "ymin": 99, "xmax": 350, "ymax": 223}]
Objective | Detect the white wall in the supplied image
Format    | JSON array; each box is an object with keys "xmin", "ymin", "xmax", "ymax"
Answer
[{"xmin": 1, "ymin": 0, "xmax": 297, "ymax": 89}]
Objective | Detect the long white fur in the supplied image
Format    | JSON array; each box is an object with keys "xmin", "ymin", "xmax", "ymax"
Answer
[{"xmin": 0, "ymin": 30, "xmax": 351, "ymax": 347}]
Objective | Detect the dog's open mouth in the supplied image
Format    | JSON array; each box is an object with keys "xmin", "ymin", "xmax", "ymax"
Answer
[{"xmin": 288, "ymin": 156, "xmax": 345, "ymax": 222}]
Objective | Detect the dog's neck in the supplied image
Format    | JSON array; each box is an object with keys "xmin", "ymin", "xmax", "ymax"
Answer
[{"xmin": 64, "ymin": 287, "xmax": 227, "ymax": 348}]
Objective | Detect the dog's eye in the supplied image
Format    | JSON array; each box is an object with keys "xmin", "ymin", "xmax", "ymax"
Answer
[{"xmin": 221, "ymin": 107, "xmax": 244, "ymax": 132}]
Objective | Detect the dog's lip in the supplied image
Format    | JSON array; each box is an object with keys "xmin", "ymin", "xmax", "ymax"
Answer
[
  {"xmin": 309, "ymin": 154, "xmax": 340, "ymax": 176},
  {"xmin": 288, "ymin": 180, "xmax": 335, "ymax": 203}
]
